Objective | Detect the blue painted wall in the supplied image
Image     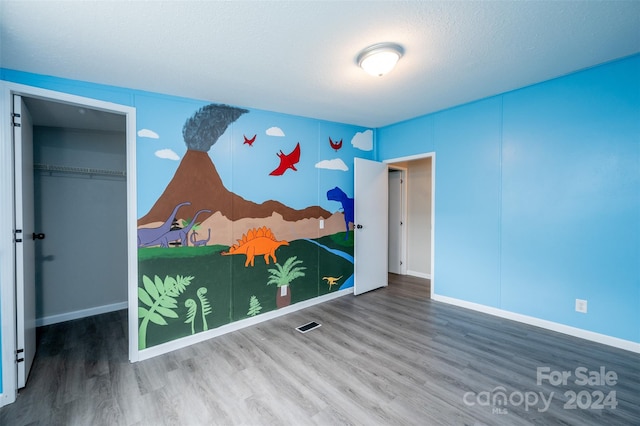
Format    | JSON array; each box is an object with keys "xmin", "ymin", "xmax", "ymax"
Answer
[{"xmin": 378, "ymin": 54, "xmax": 640, "ymax": 343}]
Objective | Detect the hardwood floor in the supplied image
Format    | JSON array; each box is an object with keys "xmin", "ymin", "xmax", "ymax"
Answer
[{"xmin": 2, "ymin": 274, "xmax": 639, "ymax": 425}]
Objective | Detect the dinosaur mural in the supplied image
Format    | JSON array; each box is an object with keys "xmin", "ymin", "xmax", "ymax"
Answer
[
  {"xmin": 138, "ymin": 201, "xmax": 191, "ymax": 247},
  {"xmin": 190, "ymin": 228, "xmax": 211, "ymax": 247},
  {"xmin": 221, "ymin": 226, "xmax": 289, "ymax": 267},
  {"xmin": 329, "ymin": 137, "xmax": 342, "ymax": 151},
  {"xmin": 322, "ymin": 275, "xmax": 342, "ymax": 290},
  {"xmin": 270, "ymin": 142, "xmax": 301, "ymax": 176},
  {"xmin": 327, "ymin": 186, "xmax": 354, "ymax": 239},
  {"xmin": 146, "ymin": 209, "xmax": 211, "ymax": 248},
  {"xmin": 136, "ymin": 102, "xmax": 365, "ymax": 350},
  {"xmin": 243, "ymin": 134, "xmax": 256, "ymax": 146}
]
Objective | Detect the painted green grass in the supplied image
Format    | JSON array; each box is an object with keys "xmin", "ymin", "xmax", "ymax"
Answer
[
  {"xmin": 316, "ymin": 230, "xmax": 354, "ymax": 257},
  {"xmin": 138, "ymin": 236, "xmax": 353, "ymax": 349},
  {"xmin": 138, "ymin": 244, "xmax": 227, "ymax": 260}
]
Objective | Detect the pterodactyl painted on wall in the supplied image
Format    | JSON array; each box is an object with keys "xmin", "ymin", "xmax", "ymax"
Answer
[
  {"xmin": 329, "ymin": 137, "xmax": 342, "ymax": 152},
  {"xmin": 270, "ymin": 142, "xmax": 301, "ymax": 176},
  {"xmin": 243, "ymin": 134, "xmax": 256, "ymax": 146}
]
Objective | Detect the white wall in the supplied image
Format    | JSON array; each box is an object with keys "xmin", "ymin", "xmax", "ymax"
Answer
[
  {"xmin": 388, "ymin": 169, "xmax": 404, "ymax": 274},
  {"xmin": 389, "ymin": 158, "xmax": 432, "ymax": 278},
  {"xmin": 406, "ymin": 158, "xmax": 432, "ymax": 277},
  {"xmin": 33, "ymin": 127, "xmax": 127, "ymax": 323}
]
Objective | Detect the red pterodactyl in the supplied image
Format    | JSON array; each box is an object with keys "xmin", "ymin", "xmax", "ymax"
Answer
[
  {"xmin": 243, "ymin": 134, "xmax": 256, "ymax": 146},
  {"xmin": 269, "ymin": 142, "xmax": 301, "ymax": 176},
  {"xmin": 329, "ymin": 137, "xmax": 343, "ymax": 151}
]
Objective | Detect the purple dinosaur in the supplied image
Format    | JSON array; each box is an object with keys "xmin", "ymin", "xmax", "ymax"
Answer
[
  {"xmin": 147, "ymin": 209, "xmax": 211, "ymax": 248},
  {"xmin": 138, "ymin": 202, "xmax": 191, "ymax": 247},
  {"xmin": 190, "ymin": 228, "xmax": 211, "ymax": 247}
]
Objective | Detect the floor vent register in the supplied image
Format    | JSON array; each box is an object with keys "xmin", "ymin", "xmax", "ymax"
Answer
[{"xmin": 296, "ymin": 321, "xmax": 321, "ymax": 333}]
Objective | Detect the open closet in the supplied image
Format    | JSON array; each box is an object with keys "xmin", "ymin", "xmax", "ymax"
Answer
[{"xmin": 26, "ymin": 97, "xmax": 128, "ymax": 326}]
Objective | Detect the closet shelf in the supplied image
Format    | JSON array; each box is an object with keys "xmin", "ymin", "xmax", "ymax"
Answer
[{"xmin": 34, "ymin": 163, "xmax": 126, "ymax": 177}]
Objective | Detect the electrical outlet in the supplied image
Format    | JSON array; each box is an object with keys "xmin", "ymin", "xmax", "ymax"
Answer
[
  {"xmin": 575, "ymin": 299, "xmax": 588, "ymax": 313},
  {"xmin": 319, "ymin": 219, "xmax": 324, "ymax": 229}
]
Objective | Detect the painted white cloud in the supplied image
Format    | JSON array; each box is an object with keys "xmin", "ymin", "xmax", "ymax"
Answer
[
  {"xmin": 351, "ymin": 129, "xmax": 373, "ymax": 151},
  {"xmin": 315, "ymin": 158, "xmax": 348, "ymax": 171},
  {"xmin": 155, "ymin": 149, "xmax": 180, "ymax": 161},
  {"xmin": 266, "ymin": 126, "xmax": 285, "ymax": 137},
  {"xmin": 138, "ymin": 128, "xmax": 159, "ymax": 139}
]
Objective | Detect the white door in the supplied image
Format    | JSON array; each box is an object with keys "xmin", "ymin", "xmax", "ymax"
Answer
[
  {"xmin": 388, "ymin": 169, "xmax": 404, "ymax": 274},
  {"xmin": 354, "ymin": 158, "xmax": 388, "ymax": 295},
  {"xmin": 13, "ymin": 95, "xmax": 37, "ymax": 388}
]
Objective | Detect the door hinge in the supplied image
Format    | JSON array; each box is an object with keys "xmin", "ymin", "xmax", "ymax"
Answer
[
  {"xmin": 16, "ymin": 348, "xmax": 24, "ymax": 363},
  {"xmin": 15, "ymin": 229, "xmax": 23, "ymax": 243},
  {"xmin": 12, "ymin": 112, "xmax": 21, "ymax": 127}
]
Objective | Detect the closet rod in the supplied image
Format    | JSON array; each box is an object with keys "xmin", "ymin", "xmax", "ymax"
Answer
[{"xmin": 34, "ymin": 163, "xmax": 126, "ymax": 177}]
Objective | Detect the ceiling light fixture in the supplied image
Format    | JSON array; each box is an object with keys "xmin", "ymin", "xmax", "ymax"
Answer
[{"xmin": 357, "ymin": 42, "xmax": 404, "ymax": 77}]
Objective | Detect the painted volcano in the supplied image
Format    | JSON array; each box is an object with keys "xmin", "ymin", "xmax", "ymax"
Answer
[
  {"xmin": 138, "ymin": 150, "xmax": 344, "ymax": 246},
  {"xmin": 137, "ymin": 103, "xmax": 347, "ymax": 246},
  {"xmin": 138, "ymin": 150, "xmax": 332, "ymax": 226}
]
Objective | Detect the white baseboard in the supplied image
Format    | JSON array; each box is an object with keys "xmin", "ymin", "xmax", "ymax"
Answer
[
  {"xmin": 36, "ymin": 301, "xmax": 128, "ymax": 327},
  {"xmin": 0, "ymin": 392, "xmax": 15, "ymax": 409},
  {"xmin": 407, "ymin": 270, "xmax": 431, "ymax": 279},
  {"xmin": 432, "ymin": 294, "xmax": 640, "ymax": 354},
  {"xmin": 138, "ymin": 288, "xmax": 354, "ymax": 361}
]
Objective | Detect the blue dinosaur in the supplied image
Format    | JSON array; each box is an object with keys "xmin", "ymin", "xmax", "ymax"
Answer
[{"xmin": 327, "ymin": 187, "xmax": 354, "ymax": 240}]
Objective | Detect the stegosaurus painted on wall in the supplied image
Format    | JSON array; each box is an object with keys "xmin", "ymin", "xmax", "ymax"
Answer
[{"xmin": 221, "ymin": 226, "xmax": 289, "ymax": 267}]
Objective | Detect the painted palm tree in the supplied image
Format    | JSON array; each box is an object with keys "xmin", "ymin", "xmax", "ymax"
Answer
[{"xmin": 267, "ymin": 256, "xmax": 306, "ymax": 308}]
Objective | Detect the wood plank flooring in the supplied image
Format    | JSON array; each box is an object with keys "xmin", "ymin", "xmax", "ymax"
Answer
[{"xmin": 2, "ymin": 274, "xmax": 639, "ymax": 425}]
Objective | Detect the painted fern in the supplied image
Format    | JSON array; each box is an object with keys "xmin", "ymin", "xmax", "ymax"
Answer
[
  {"xmin": 184, "ymin": 299, "xmax": 198, "ymax": 335},
  {"xmin": 138, "ymin": 274, "xmax": 193, "ymax": 349},
  {"xmin": 247, "ymin": 295, "xmax": 262, "ymax": 317},
  {"xmin": 197, "ymin": 287, "xmax": 212, "ymax": 331}
]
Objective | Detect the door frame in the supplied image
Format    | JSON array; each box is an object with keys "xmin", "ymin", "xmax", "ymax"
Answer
[
  {"xmin": 387, "ymin": 165, "xmax": 408, "ymax": 275},
  {"xmin": 0, "ymin": 82, "xmax": 138, "ymax": 407},
  {"xmin": 383, "ymin": 152, "xmax": 435, "ymax": 298}
]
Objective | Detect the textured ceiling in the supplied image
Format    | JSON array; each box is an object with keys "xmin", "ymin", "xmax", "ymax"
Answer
[{"xmin": 2, "ymin": 1, "xmax": 639, "ymax": 128}]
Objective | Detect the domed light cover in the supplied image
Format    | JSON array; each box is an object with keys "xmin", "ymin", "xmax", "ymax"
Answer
[{"xmin": 357, "ymin": 42, "xmax": 404, "ymax": 77}]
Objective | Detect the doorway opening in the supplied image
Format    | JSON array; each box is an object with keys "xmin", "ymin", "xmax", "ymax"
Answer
[
  {"xmin": 27, "ymin": 96, "xmax": 129, "ymax": 326},
  {"xmin": 387, "ymin": 166, "xmax": 407, "ymax": 275},
  {"xmin": 2, "ymin": 84, "xmax": 137, "ymax": 405},
  {"xmin": 385, "ymin": 153, "xmax": 434, "ymax": 296}
]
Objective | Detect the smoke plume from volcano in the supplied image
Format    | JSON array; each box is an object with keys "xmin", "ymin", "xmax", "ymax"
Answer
[{"xmin": 182, "ymin": 103, "xmax": 248, "ymax": 152}]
